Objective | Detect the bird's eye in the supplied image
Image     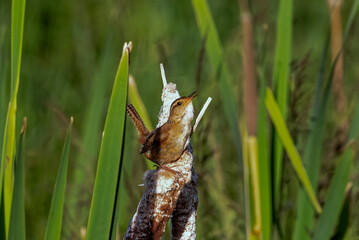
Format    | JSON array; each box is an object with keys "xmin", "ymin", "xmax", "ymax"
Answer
[{"xmin": 177, "ymin": 102, "xmax": 182, "ymax": 106}]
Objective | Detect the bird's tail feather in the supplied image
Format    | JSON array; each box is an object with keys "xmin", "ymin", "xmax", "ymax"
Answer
[{"xmin": 126, "ymin": 104, "xmax": 150, "ymax": 144}]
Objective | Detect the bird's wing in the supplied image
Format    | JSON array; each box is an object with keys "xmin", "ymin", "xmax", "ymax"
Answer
[{"xmin": 140, "ymin": 126, "xmax": 169, "ymax": 154}]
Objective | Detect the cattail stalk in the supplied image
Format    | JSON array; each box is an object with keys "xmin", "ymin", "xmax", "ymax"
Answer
[
  {"xmin": 328, "ymin": 0, "xmax": 348, "ymax": 154},
  {"xmin": 239, "ymin": 0, "xmax": 262, "ymax": 238},
  {"xmin": 124, "ymin": 66, "xmax": 210, "ymax": 239},
  {"xmin": 328, "ymin": 0, "xmax": 346, "ymax": 114}
]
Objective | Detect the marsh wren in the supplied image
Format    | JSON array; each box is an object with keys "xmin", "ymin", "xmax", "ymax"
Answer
[{"xmin": 126, "ymin": 92, "xmax": 197, "ymax": 166}]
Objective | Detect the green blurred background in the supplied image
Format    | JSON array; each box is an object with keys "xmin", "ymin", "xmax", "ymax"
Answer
[{"xmin": 1, "ymin": 0, "xmax": 358, "ymax": 239}]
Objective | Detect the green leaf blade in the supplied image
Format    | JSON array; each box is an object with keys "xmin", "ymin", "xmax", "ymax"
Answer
[
  {"xmin": 257, "ymin": 71, "xmax": 271, "ymax": 240},
  {"xmin": 293, "ymin": 39, "xmax": 329, "ymax": 240},
  {"xmin": 313, "ymin": 99, "xmax": 359, "ymax": 240},
  {"xmin": 1, "ymin": 0, "xmax": 26, "ymax": 236},
  {"xmin": 312, "ymin": 149, "xmax": 353, "ymax": 240},
  {"xmin": 272, "ymin": 0, "xmax": 293, "ymax": 202},
  {"xmin": 86, "ymin": 43, "xmax": 130, "ymax": 240},
  {"xmin": 191, "ymin": 0, "xmax": 242, "ymax": 161},
  {"xmin": 11, "ymin": 0, "xmax": 26, "ymax": 98},
  {"xmin": 8, "ymin": 118, "xmax": 27, "ymax": 240},
  {"xmin": 44, "ymin": 118, "xmax": 73, "ymax": 240},
  {"xmin": 109, "ymin": 126, "xmax": 126, "ymax": 240},
  {"xmin": 265, "ymin": 88, "xmax": 322, "ymax": 214}
]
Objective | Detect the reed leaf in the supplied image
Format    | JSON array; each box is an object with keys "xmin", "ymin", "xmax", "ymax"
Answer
[
  {"xmin": 293, "ymin": 38, "xmax": 329, "ymax": 240},
  {"xmin": 86, "ymin": 42, "xmax": 130, "ymax": 239},
  {"xmin": 257, "ymin": 85, "xmax": 271, "ymax": 239},
  {"xmin": 272, "ymin": 0, "xmax": 293, "ymax": 203},
  {"xmin": 265, "ymin": 88, "xmax": 322, "ymax": 214},
  {"xmin": 343, "ymin": 0, "xmax": 359, "ymax": 41},
  {"xmin": 257, "ymin": 31, "xmax": 271, "ymax": 240},
  {"xmin": 312, "ymin": 100, "xmax": 359, "ymax": 240},
  {"xmin": 0, "ymin": 27, "xmax": 8, "ymax": 162},
  {"xmin": 331, "ymin": 183, "xmax": 351, "ymax": 240},
  {"xmin": 192, "ymin": 1, "xmax": 245, "ymax": 236},
  {"xmin": 0, "ymin": 0, "xmax": 26, "ymax": 236},
  {"xmin": 306, "ymin": 3, "xmax": 359, "ymax": 236},
  {"xmin": 191, "ymin": 0, "xmax": 242, "ymax": 160},
  {"xmin": 44, "ymin": 118, "xmax": 73, "ymax": 240},
  {"xmin": 240, "ymin": 119, "xmax": 252, "ymax": 239},
  {"xmin": 247, "ymin": 136, "xmax": 261, "ymax": 237},
  {"xmin": 109, "ymin": 126, "xmax": 126, "ymax": 240},
  {"xmin": 8, "ymin": 118, "xmax": 27, "ymax": 240}
]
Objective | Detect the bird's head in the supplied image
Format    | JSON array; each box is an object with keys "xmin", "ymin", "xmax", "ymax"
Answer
[{"xmin": 168, "ymin": 91, "xmax": 197, "ymax": 124}]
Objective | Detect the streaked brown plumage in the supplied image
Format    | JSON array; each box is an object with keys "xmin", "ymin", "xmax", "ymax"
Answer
[{"xmin": 126, "ymin": 92, "xmax": 197, "ymax": 166}]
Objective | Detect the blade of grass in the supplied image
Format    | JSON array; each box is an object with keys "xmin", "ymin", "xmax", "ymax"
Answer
[
  {"xmin": 44, "ymin": 117, "xmax": 73, "ymax": 240},
  {"xmin": 10, "ymin": 0, "xmax": 25, "ymax": 98},
  {"xmin": 1, "ymin": 104, "xmax": 15, "ymax": 238},
  {"xmin": 240, "ymin": 120, "xmax": 251, "ymax": 239},
  {"xmin": 86, "ymin": 42, "xmax": 130, "ymax": 239},
  {"xmin": 312, "ymin": 99, "xmax": 359, "ymax": 240},
  {"xmin": 257, "ymin": 88, "xmax": 271, "ymax": 239},
  {"xmin": 191, "ymin": 0, "xmax": 242, "ymax": 161},
  {"xmin": 331, "ymin": 183, "xmax": 352, "ymax": 240},
  {"xmin": 192, "ymin": 1, "xmax": 244, "ymax": 237},
  {"xmin": 272, "ymin": 0, "xmax": 293, "ymax": 205},
  {"xmin": 117, "ymin": 123, "xmax": 137, "ymax": 235},
  {"xmin": 343, "ymin": 0, "xmax": 359, "ymax": 42},
  {"xmin": 0, "ymin": 26, "xmax": 9, "ymax": 158},
  {"xmin": 265, "ymin": 88, "xmax": 322, "ymax": 214},
  {"xmin": 257, "ymin": 26, "xmax": 271, "ymax": 240},
  {"xmin": 0, "ymin": 0, "xmax": 26, "ymax": 236},
  {"xmin": 293, "ymin": 37, "xmax": 330, "ymax": 240},
  {"xmin": 313, "ymin": 148, "xmax": 353, "ymax": 240},
  {"xmin": 257, "ymin": 78, "xmax": 271, "ymax": 240},
  {"xmin": 109, "ymin": 124, "xmax": 126, "ymax": 240},
  {"xmin": 247, "ymin": 136, "xmax": 261, "ymax": 237},
  {"xmin": 296, "ymin": 3, "xmax": 359, "ymax": 235},
  {"xmin": 8, "ymin": 118, "xmax": 26, "ymax": 240}
]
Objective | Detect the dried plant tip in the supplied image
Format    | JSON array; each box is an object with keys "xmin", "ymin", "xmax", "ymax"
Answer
[
  {"xmin": 122, "ymin": 41, "xmax": 133, "ymax": 54},
  {"xmin": 160, "ymin": 63, "xmax": 168, "ymax": 87},
  {"xmin": 345, "ymin": 181, "xmax": 353, "ymax": 194},
  {"xmin": 129, "ymin": 74, "xmax": 135, "ymax": 87},
  {"xmin": 20, "ymin": 117, "xmax": 27, "ymax": 134},
  {"xmin": 127, "ymin": 41, "xmax": 133, "ymax": 52},
  {"xmin": 193, "ymin": 97, "xmax": 212, "ymax": 132},
  {"xmin": 122, "ymin": 42, "xmax": 128, "ymax": 54},
  {"xmin": 80, "ymin": 227, "xmax": 86, "ymax": 239}
]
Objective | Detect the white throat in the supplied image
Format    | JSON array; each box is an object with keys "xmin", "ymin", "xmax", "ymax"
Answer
[{"xmin": 182, "ymin": 102, "xmax": 194, "ymax": 125}]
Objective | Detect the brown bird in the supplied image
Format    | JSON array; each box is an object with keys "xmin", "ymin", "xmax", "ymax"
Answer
[{"xmin": 126, "ymin": 92, "xmax": 197, "ymax": 166}]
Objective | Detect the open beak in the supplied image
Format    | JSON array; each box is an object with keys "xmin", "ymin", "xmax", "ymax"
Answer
[{"xmin": 186, "ymin": 91, "xmax": 198, "ymax": 102}]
